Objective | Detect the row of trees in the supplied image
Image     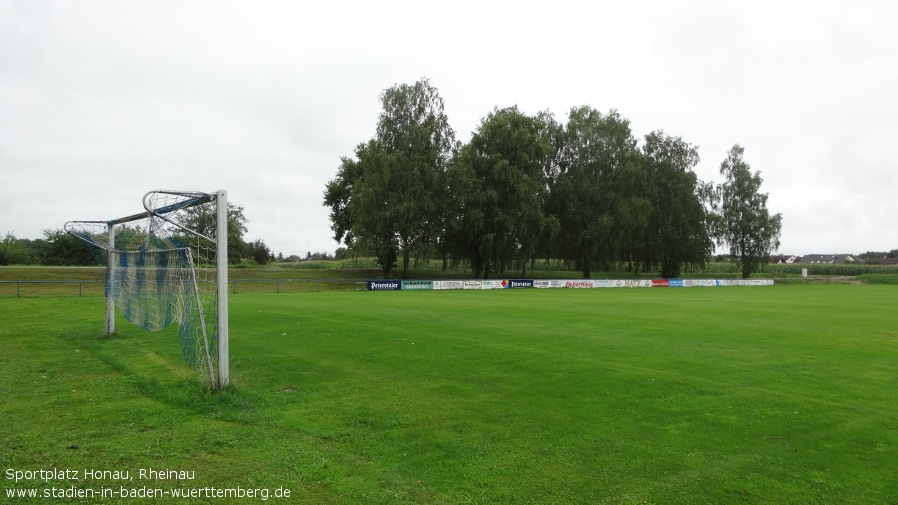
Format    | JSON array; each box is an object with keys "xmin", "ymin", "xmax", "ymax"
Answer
[
  {"xmin": 324, "ymin": 78, "xmax": 783, "ymax": 279},
  {"xmin": 0, "ymin": 204, "xmax": 278, "ymax": 267}
]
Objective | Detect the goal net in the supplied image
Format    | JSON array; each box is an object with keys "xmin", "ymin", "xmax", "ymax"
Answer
[{"xmin": 65, "ymin": 190, "xmax": 229, "ymax": 389}]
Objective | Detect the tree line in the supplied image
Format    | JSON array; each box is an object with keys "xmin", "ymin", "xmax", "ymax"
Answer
[
  {"xmin": 324, "ymin": 78, "xmax": 783, "ymax": 279},
  {"xmin": 0, "ymin": 204, "xmax": 277, "ymax": 267}
]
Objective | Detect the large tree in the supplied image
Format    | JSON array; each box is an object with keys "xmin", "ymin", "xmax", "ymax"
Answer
[
  {"xmin": 639, "ymin": 131, "xmax": 713, "ymax": 278},
  {"xmin": 174, "ymin": 202, "xmax": 248, "ymax": 264},
  {"xmin": 551, "ymin": 107, "xmax": 641, "ymax": 278},
  {"xmin": 447, "ymin": 106, "xmax": 557, "ymax": 278},
  {"xmin": 716, "ymin": 144, "xmax": 783, "ymax": 278},
  {"xmin": 323, "ymin": 78, "xmax": 455, "ymax": 278},
  {"xmin": 324, "ymin": 141, "xmax": 399, "ymax": 277}
]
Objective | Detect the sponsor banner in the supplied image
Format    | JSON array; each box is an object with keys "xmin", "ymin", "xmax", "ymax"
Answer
[
  {"xmin": 381, "ymin": 278, "xmax": 769, "ymax": 291},
  {"xmin": 401, "ymin": 280, "xmax": 433, "ymax": 291},
  {"xmin": 724, "ymin": 279, "xmax": 766, "ymax": 287},
  {"xmin": 605, "ymin": 279, "xmax": 653, "ymax": 288},
  {"xmin": 534, "ymin": 280, "xmax": 568, "ymax": 288},
  {"xmin": 367, "ymin": 280, "xmax": 401, "ymax": 291},
  {"xmin": 435, "ymin": 280, "xmax": 464, "ymax": 290}
]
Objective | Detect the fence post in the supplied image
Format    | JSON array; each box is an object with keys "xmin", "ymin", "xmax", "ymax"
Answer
[
  {"xmin": 277, "ymin": 279, "xmax": 280, "ymax": 293},
  {"xmin": 17, "ymin": 281, "xmax": 21, "ymax": 297},
  {"xmin": 79, "ymin": 282, "xmax": 83, "ymax": 297}
]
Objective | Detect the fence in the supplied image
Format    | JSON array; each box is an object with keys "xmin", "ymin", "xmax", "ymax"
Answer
[
  {"xmin": 0, "ymin": 276, "xmax": 867, "ymax": 297},
  {"xmin": 0, "ymin": 279, "xmax": 370, "ymax": 297}
]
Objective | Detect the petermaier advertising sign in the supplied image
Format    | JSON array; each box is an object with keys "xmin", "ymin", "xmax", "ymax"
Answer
[{"xmin": 367, "ymin": 280, "xmax": 401, "ymax": 291}]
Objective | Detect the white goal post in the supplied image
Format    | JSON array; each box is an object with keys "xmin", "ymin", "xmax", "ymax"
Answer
[{"xmin": 65, "ymin": 190, "xmax": 229, "ymax": 389}]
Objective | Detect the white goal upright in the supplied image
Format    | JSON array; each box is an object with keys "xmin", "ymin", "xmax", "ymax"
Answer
[{"xmin": 65, "ymin": 190, "xmax": 229, "ymax": 390}]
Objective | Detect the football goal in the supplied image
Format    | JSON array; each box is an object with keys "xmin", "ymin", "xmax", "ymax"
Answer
[{"xmin": 65, "ymin": 190, "xmax": 229, "ymax": 390}]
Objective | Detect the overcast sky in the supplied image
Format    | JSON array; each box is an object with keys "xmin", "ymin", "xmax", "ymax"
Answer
[{"xmin": 2, "ymin": 0, "xmax": 895, "ymax": 258}]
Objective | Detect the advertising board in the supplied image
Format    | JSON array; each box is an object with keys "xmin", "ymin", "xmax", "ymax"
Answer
[
  {"xmin": 564, "ymin": 280, "xmax": 596, "ymax": 288},
  {"xmin": 367, "ymin": 280, "xmax": 401, "ymax": 291},
  {"xmin": 401, "ymin": 280, "xmax": 433, "ymax": 290},
  {"xmin": 434, "ymin": 280, "xmax": 463, "ymax": 290},
  {"xmin": 481, "ymin": 280, "xmax": 505, "ymax": 290}
]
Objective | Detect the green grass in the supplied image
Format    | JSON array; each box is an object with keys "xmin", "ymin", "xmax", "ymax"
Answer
[
  {"xmin": 2, "ymin": 286, "xmax": 897, "ymax": 503},
  {"xmin": 856, "ymin": 273, "xmax": 898, "ymax": 285}
]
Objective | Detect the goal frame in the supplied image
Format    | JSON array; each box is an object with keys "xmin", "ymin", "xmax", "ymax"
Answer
[{"xmin": 66, "ymin": 189, "xmax": 229, "ymax": 388}]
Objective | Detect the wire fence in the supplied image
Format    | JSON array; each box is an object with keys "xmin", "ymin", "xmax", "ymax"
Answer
[{"xmin": 0, "ymin": 276, "xmax": 865, "ymax": 297}]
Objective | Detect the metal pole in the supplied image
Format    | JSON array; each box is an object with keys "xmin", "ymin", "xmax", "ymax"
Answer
[
  {"xmin": 216, "ymin": 190, "xmax": 229, "ymax": 388},
  {"xmin": 106, "ymin": 223, "xmax": 115, "ymax": 334}
]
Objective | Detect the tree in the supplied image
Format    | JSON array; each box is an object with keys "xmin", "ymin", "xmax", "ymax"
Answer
[
  {"xmin": 246, "ymin": 238, "xmax": 273, "ymax": 265},
  {"xmin": 323, "ymin": 78, "xmax": 455, "ymax": 278},
  {"xmin": 551, "ymin": 107, "xmax": 641, "ymax": 278},
  {"xmin": 0, "ymin": 231, "xmax": 34, "ymax": 265},
  {"xmin": 638, "ymin": 131, "xmax": 713, "ymax": 278},
  {"xmin": 447, "ymin": 106, "xmax": 557, "ymax": 278},
  {"xmin": 716, "ymin": 145, "xmax": 783, "ymax": 278},
  {"xmin": 324, "ymin": 140, "xmax": 399, "ymax": 277},
  {"xmin": 175, "ymin": 202, "xmax": 248, "ymax": 264},
  {"xmin": 37, "ymin": 228, "xmax": 96, "ymax": 266}
]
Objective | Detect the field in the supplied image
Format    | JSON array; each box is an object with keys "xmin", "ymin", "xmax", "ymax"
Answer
[{"xmin": 2, "ymin": 285, "xmax": 897, "ymax": 504}]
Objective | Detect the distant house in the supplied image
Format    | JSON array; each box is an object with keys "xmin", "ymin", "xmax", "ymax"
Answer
[
  {"xmin": 797, "ymin": 254, "xmax": 861, "ymax": 264},
  {"xmin": 770, "ymin": 255, "xmax": 799, "ymax": 264}
]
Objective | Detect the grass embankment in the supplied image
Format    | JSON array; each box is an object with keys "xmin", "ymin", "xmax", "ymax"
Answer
[{"xmin": 2, "ymin": 285, "xmax": 897, "ymax": 504}]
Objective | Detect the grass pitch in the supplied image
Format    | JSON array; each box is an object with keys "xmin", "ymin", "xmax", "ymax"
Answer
[{"xmin": 2, "ymin": 285, "xmax": 897, "ymax": 504}]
